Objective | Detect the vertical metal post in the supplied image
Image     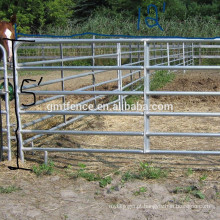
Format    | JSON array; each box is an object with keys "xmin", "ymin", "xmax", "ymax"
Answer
[
  {"xmin": 92, "ymin": 35, "xmax": 96, "ymax": 108},
  {"xmin": 138, "ymin": 43, "xmax": 141, "ymax": 78},
  {"xmin": 42, "ymin": 45, "xmax": 45, "ymax": 67},
  {"xmin": 44, "ymin": 151, "xmax": 48, "ymax": 165},
  {"xmin": 199, "ymin": 43, "xmax": 202, "ymax": 65},
  {"xmin": 154, "ymin": 43, "xmax": 156, "ymax": 65},
  {"xmin": 160, "ymin": 43, "xmax": 163, "ymax": 65},
  {"xmin": 183, "ymin": 42, "xmax": 186, "ymax": 73},
  {"xmin": 117, "ymin": 43, "xmax": 123, "ymax": 111},
  {"xmin": 192, "ymin": 43, "xmax": 194, "ymax": 66},
  {"xmin": 167, "ymin": 43, "xmax": 170, "ymax": 72},
  {"xmin": 13, "ymin": 42, "xmax": 24, "ymax": 162},
  {"xmin": 144, "ymin": 41, "xmax": 150, "ymax": 153},
  {"xmin": 0, "ymin": 96, "xmax": 3, "ymax": 161},
  {"xmin": 60, "ymin": 43, "xmax": 66, "ymax": 123},
  {"xmin": 175, "ymin": 43, "xmax": 178, "ymax": 65},
  {"xmin": 129, "ymin": 44, "xmax": 133, "ymax": 89},
  {"xmin": 186, "ymin": 43, "xmax": 188, "ymax": 65},
  {"xmin": 1, "ymin": 45, "xmax": 11, "ymax": 160}
]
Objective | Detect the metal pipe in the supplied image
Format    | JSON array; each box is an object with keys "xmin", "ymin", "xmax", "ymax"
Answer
[
  {"xmin": 0, "ymin": 95, "xmax": 3, "ymax": 161},
  {"xmin": 144, "ymin": 41, "xmax": 150, "ymax": 153},
  {"xmin": 23, "ymin": 90, "xmax": 220, "ymax": 96},
  {"xmin": 21, "ymin": 147, "xmax": 220, "ymax": 155},
  {"xmin": 148, "ymin": 132, "xmax": 220, "ymax": 137},
  {"xmin": 22, "ymin": 90, "xmax": 143, "ymax": 96},
  {"xmin": 21, "ymin": 129, "xmax": 143, "ymax": 136},
  {"xmin": 17, "ymin": 65, "xmax": 144, "ymax": 71},
  {"xmin": 18, "ymin": 37, "xmax": 220, "ymax": 44},
  {"xmin": 0, "ymin": 45, "xmax": 11, "ymax": 160},
  {"xmin": 21, "ymin": 110, "xmax": 144, "ymax": 116},
  {"xmin": 117, "ymin": 43, "xmax": 123, "ymax": 111}
]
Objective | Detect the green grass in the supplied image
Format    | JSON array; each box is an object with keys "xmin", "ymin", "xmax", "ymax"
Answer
[
  {"xmin": 73, "ymin": 163, "xmax": 113, "ymax": 187},
  {"xmin": 32, "ymin": 161, "xmax": 55, "ymax": 177},
  {"xmin": 199, "ymin": 174, "xmax": 208, "ymax": 182},
  {"xmin": 173, "ymin": 185, "xmax": 205, "ymax": 199},
  {"xmin": 125, "ymin": 95, "xmax": 140, "ymax": 106},
  {"xmin": 121, "ymin": 171, "xmax": 137, "ymax": 182},
  {"xmin": 121, "ymin": 162, "xmax": 168, "ymax": 183},
  {"xmin": 99, "ymin": 176, "xmax": 112, "ymax": 188},
  {"xmin": 185, "ymin": 168, "xmax": 194, "ymax": 176},
  {"xmin": 138, "ymin": 162, "xmax": 168, "ymax": 179},
  {"xmin": 124, "ymin": 70, "xmax": 175, "ymax": 106},
  {"xmin": 150, "ymin": 70, "xmax": 175, "ymax": 91},
  {"xmin": 216, "ymin": 192, "xmax": 220, "ymax": 199},
  {"xmin": 134, "ymin": 187, "xmax": 147, "ymax": 196},
  {"xmin": 64, "ymin": 162, "xmax": 169, "ymax": 190},
  {"xmin": 77, "ymin": 170, "xmax": 100, "ymax": 181},
  {"xmin": 0, "ymin": 185, "xmax": 21, "ymax": 194},
  {"xmin": 76, "ymin": 163, "xmax": 100, "ymax": 181},
  {"xmin": 46, "ymin": 8, "xmax": 220, "ymax": 39}
]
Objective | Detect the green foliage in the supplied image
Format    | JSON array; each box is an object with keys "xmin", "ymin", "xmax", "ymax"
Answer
[
  {"xmin": 164, "ymin": 0, "xmax": 187, "ymax": 21},
  {"xmin": 44, "ymin": 0, "xmax": 73, "ymax": 29},
  {"xmin": 32, "ymin": 161, "xmax": 55, "ymax": 176},
  {"xmin": 173, "ymin": 185, "xmax": 205, "ymax": 199},
  {"xmin": 199, "ymin": 174, "xmax": 208, "ymax": 182},
  {"xmin": 125, "ymin": 95, "xmax": 139, "ymax": 106},
  {"xmin": 108, "ymin": 0, "xmax": 142, "ymax": 17},
  {"xmin": 99, "ymin": 176, "xmax": 112, "ymax": 188},
  {"xmin": 73, "ymin": 0, "xmax": 109, "ymax": 23},
  {"xmin": 0, "ymin": 185, "xmax": 21, "ymax": 193},
  {"xmin": 0, "ymin": 0, "xmax": 73, "ymax": 33},
  {"xmin": 138, "ymin": 162, "xmax": 168, "ymax": 179},
  {"xmin": 76, "ymin": 163, "xmax": 101, "ymax": 181},
  {"xmin": 121, "ymin": 171, "xmax": 137, "ymax": 182},
  {"xmin": 133, "ymin": 186, "xmax": 147, "ymax": 196},
  {"xmin": 216, "ymin": 192, "xmax": 220, "ymax": 199},
  {"xmin": 78, "ymin": 171, "xmax": 100, "ymax": 181},
  {"xmin": 150, "ymin": 70, "xmax": 175, "ymax": 91},
  {"xmin": 121, "ymin": 162, "xmax": 168, "ymax": 183},
  {"xmin": 186, "ymin": 168, "xmax": 194, "ymax": 176},
  {"xmin": 0, "ymin": 0, "xmax": 219, "ymax": 35},
  {"xmin": 78, "ymin": 163, "xmax": 87, "ymax": 169}
]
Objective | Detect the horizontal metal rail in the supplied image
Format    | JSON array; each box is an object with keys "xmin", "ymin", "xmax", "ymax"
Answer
[
  {"xmin": 17, "ymin": 65, "xmax": 220, "ymax": 72},
  {"xmin": 22, "ymin": 90, "xmax": 220, "ymax": 96},
  {"xmin": 20, "ymin": 90, "xmax": 143, "ymax": 97},
  {"xmin": 21, "ymin": 110, "xmax": 144, "ymax": 116},
  {"xmin": 21, "ymin": 148, "xmax": 220, "ymax": 155},
  {"xmin": 17, "ymin": 38, "xmax": 220, "ymax": 44},
  {"xmin": 17, "ymin": 66, "xmax": 144, "ymax": 71},
  {"xmin": 21, "ymin": 111, "xmax": 220, "ymax": 117},
  {"xmin": 18, "ymin": 43, "xmax": 220, "ymax": 50},
  {"xmin": 21, "ymin": 129, "xmax": 143, "ymax": 136}
]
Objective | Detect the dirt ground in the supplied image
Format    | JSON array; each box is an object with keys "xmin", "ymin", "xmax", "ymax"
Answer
[{"xmin": 1, "ymin": 70, "xmax": 220, "ymax": 219}]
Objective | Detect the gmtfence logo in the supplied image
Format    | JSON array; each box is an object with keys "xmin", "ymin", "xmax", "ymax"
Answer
[{"xmin": 46, "ymin": 102, "xmax": 173, "ymax": 112}]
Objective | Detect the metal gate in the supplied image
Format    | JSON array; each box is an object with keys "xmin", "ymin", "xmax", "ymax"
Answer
[{"xmin": 7, "ymin": 38, "xmax": 220, "ymax": 162}]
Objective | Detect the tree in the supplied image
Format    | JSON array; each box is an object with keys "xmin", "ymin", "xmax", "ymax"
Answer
[{"xmin": 72, "ymin": 0, "xmax": 109, "ymax": 23}]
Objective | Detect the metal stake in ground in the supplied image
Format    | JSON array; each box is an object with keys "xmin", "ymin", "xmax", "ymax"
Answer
[{"xmin": 0, "ymin": 95, "xmax": 3, "ymax": 161}]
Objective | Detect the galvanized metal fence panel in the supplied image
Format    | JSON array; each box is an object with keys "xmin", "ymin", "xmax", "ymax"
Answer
[{"xmin": 8, "ymin": 38, "xmax": 220, "ymax": 162}]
